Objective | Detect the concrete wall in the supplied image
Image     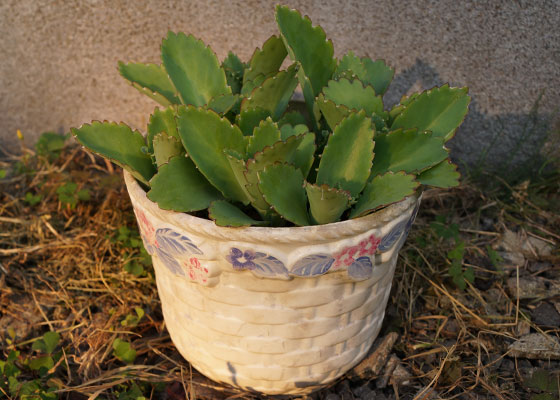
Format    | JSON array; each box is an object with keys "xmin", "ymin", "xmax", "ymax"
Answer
[{"xmin": 1, "ymin": 0, "xmax": 558, "ymax": 173}]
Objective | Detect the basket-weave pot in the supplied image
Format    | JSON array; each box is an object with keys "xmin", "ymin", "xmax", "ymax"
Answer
[{"xmin": 124, "ymin": 170, "xmax": 420, "ymax": 395}]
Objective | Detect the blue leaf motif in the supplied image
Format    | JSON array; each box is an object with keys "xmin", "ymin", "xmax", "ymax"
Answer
[
  {"xmin": 378, "ymin": 221, "xmax": 406, "ymax": 252},
  {"xmin": 156, "ymin": 247, "xmax": 185, "ymax": 276},
  {"xmin": 155, "ymin": 228, "xmax": 203, "ymax": 256},
  {"xmin": 251, "ymin": 252, "xmax": 289, "ymax": 278},
  {"xmin": 348, "ymin": 257, "xmax": 373, "ymax": 280},
  {"xmin": 404, "ymin": 203, "xmax": 420, "ymax": 234},
  {"xmin": 291, "ymin": 254, "xmax": 335, "ymax": 277},
  {"xmin": 140, "ymin": 234, "xmax": 155, "ymax": 255}
]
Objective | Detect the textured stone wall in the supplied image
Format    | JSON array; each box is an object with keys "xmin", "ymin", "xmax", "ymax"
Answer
[{"xmin": 1, "ymin": 0, "xmax": 558, "ymax": 171}]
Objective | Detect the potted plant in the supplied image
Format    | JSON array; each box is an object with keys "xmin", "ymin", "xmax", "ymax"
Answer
[{"xmin": 72, "ymin": 5, "xmax": 470, "ymax": 395}]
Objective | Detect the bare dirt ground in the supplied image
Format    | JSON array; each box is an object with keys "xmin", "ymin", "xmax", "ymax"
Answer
[{"xmin": 1, "ymin": 138, "xmax": 559, "ymax": 399}]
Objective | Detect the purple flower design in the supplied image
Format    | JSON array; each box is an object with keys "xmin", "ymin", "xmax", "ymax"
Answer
[{"xmin": 226, "ymin": 248, "xmax": 257, "ymax": 270}]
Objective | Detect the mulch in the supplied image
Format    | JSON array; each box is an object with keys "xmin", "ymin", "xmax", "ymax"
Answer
[{"xmin": 0, "ymin": 141, "xmax": 559, "ymax": 399}]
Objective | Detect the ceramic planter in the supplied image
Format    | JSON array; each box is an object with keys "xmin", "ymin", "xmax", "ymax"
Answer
[{"xmin": 124, "ymin": 170, "xmax": 420, "ymax": 395}]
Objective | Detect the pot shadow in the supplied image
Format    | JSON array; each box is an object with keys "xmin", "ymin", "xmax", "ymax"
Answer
[{"xmin": 384, "ymin": 59, "xmax": 556, "ymax": 183}]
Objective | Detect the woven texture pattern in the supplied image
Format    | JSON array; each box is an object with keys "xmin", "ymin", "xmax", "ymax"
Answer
[
  {"xmin": 125, "ymin": 171, "xmax": 418, "ymax": 394},
  {"xmin": 156, "ymin": 258, "xmax": 396, "ymax": 394}
]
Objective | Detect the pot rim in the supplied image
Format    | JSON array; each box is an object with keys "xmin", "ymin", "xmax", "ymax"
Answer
[{"xmin": 124, "ymin": 170, "xmax": 420, "ymax": 243}]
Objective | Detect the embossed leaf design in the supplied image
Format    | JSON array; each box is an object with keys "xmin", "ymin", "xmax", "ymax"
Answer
[
  {"xmin": 291, "ymin": 254, "xmax": 335, "ymax": 277},
  {"xmin": 378, "ymin": 221, "xmax": 406, "ymax": 252},
  {"xmin": 251, "ymin": 252, "xmax": 289, "ymax": 278},
  {"xmin": 155, "ymin": 228, "xmax": 203, "ymax": 256},
  {"xmin": 348, "ymin": 256, "xmax": 373, "ymax": 280},
  {"xmin": 155, "ymin": 247, "xmax": 184, "ymax": 276}
]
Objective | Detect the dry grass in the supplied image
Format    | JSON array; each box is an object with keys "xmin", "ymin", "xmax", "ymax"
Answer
[{"xmin": 0, "ymin": 141, "xmax": 558, "ymax": 399}]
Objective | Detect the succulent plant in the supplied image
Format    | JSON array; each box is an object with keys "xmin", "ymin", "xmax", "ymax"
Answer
[{"xmin": 72, "ymin": 5, "xmax": 470, "ymax": 227}]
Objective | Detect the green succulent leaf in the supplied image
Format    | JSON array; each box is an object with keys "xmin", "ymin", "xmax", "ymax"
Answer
[
  {"xmin": 391, "ymin": 85, "xmax": 471, "ymax": 141},
  {"xmin": 236, "ymin": 107, "xmax": 272, "ymax": 135},
  {"xmin": 147, "ymin": 106, "xmax": 178, "ymax": 153},
  {"xmin": 247, "ymin": 118, "xmax": 281, "ymax": 157},
  {"xmin": 276, "ymin": 6, "xmax": 336, "ymax": 97},
  {"xmin": 258, "ymin": 163, "xmax": 310, "ymax": 226},
  {"xmin": 245, "ymin": 134, "xmax": 305, "ymax": 212},
  {"xmin": 152, "ymin": 132, "xmax": 184, "ymax": 167},
  {"xmin": 225, "ymin": 150, "xmax": 252, "ymax": 203},
  {"xmin": 241, "ymin": 73, "xmax": 270, "ymax": 96},
  {"xmin": 161, "ymin": 32, "xmax": 230, "ymax": 106},
  {"xmin": 222, "ymin": 51, "xmax": 246, "ymax": 94},
  {"xmin": 317, "ymin": 112, "xmax": 375, "ymax": 197},
  {"xmin": 241, "ymin": 64, "xmax": 298, "ymax": 121},
  {"xmin": 334, "ymin": 53, "xmax": 394, "ymax": 96},
  {"xmin": 207, "ymin": 93, "xmax": 239, "ymax": 115},
  {"xmin": 305, "ymin": 183, "xmax": 351, "ymax": 225},
  {"xmin": 316, "ymin": 94, "xmax": 351, "ymax": 131},
  {"xmin": 276, "ymin": 5, "xmax": 336, "ymax": 127},
  {"xmin": 72, "ymin": 122, "xmax": 155, "ymax": 185},
  {"xmin": 370, "ymin": 129, "xmax": 449, "ymax": 177},
  {"xmin": 295, "ymin": 132, "xmax": 316, "ymax": 178},
  {"xmin": 177, "ymin": 106, "xmax": 248, "ymax": 203},
  {"xmin": 147, "ymin": 156, "xmax": 223, "ymax": 211},
  {"xmin": 360, "ymin": 57, "xmax": 394, "ymax": 96},
  {"xmin": 280, "ymin": 124, "xmax": 309, "ymax": 140},
  {"xmin": 278, "ymin": 111, "xmax": 308, "ymax": 128},
  {"xmin": 350, "ymin": 172, "xmax": 419, "ymax": 218},
  {"xmin": 118, "ymin": 62, "xmax": 180, "ymax": 106},
  {"xmin": 209, "ymin": 200, "xmax": 267, "ymax": 227},
  {"xmin": 244, "ymin": 35, "xmax": 287, "ymax": 85},
  {"xmin": 322, "ymin": 78, "xmax": 385, "ymax": 117},
  {"xmin": 417, "ymin": 159, "xmax": 460, "ymax": 187},
  {"xmin": 335, "ymin": 51, "xmax": 367, "ymax": 80}
]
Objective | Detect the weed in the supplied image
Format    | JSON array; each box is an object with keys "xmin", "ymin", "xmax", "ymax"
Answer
[
  {"xmin": 111, "ymin": 225, "xmax": 152, "ymax": 277},
  {"xmin": 35, "ymin": 132, "xmax": 68, "ymax": 161},
  {"xmin": 430, "ymin": 215, "xmax": 474, "ymax": 290},
  {"xmin": 56, "ymin": 181, "xmax": 90, "ymax": 209},
  {"xmin": 23, "ymin": 192, "xmax": 42, "ymax": 207},
  {"xmin": 0, "ymin": 331, "xmax": 61, "ymax": 400},
  {"xmin": 112, "ymin": 338, "xmax": 136, "ymax": 364},
  {"xmin": 121, "ymin": 307, "xmax": 145, "ymax": 328}
]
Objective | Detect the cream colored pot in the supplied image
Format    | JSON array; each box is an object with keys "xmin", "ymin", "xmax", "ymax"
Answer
[{"xmin": 124, "ymin": 170, "xmax": 420, "ymax": 395}]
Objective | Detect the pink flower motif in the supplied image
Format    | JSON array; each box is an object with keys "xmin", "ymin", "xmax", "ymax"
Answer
[
  {"xmin": 332, "ymin": 234, "xmax": 380, "ymax": 269},
  {"xmin": 333, "ymin": 244, "xmax": 359, "ymax": 269},
  {"xmin": 182, "ymin": 257, "xmax": 209, "ymax": 284},
  {"xmin": 357, "ymin": 234, "xmax": 381, "ymax": 257},
  {"xmin": 135, "ymin": 209, "xmax": 156, "ymax": 247}
]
